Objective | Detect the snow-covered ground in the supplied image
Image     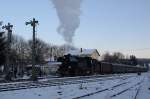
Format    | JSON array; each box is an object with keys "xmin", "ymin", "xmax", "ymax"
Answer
[{"xmin": 0, "ymin": 73, "xmax": 150, "ymax": 99}]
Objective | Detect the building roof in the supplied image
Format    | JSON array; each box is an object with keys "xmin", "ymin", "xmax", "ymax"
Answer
[{"xmin": 65, "ymin": 49, "xmax": 100, "ymax": 56}]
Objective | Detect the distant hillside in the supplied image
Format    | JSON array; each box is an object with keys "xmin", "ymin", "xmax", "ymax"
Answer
[
  {"xmin": 138, "ymin": 58, "xmax": 150, "ymax": 63},
  {"xmin": 137, "ymin": 58, "xmax": 150, "ymax": 67}
]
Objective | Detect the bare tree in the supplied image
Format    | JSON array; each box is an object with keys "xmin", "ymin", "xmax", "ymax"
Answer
[
  {"xmin": 102, "ymin": 52, "xmax": 125, "ymax": 63},
  {"xmin": 112, "ymin": 52, "xmax": 125, "ymax": 63},
  {"xmin": 102, "ymin": 52, "xmax": 112, "ymax": 62},
  {"xmin": 0, "ymin": 28, "xmax": 6, "ymax": 67},
  {"xmin": 130, "ymin": 55, "xmax": 137, "ymax": 66},
  {"xmin": 28, "ymin": 38, "xmax": 50, "ymax": 64}
]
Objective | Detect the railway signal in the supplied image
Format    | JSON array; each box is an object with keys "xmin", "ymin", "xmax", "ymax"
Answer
[
  {"xmin": 2, "ymin": 23, "xmax": 13, "ymax": 77},
  {"xmin": 26, "ymin": 18, "xmax": 39, "ymax": 81}
]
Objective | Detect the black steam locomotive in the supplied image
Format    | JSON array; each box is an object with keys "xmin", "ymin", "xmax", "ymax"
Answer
[{"xmin": 57, "ymin": 54, "xmax": 147, "ymax": 76}]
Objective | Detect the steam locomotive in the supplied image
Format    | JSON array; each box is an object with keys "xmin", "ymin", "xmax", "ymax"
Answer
[{"xmin": 57, "ymin": 54, "xmax": 147, "ymax": 76}]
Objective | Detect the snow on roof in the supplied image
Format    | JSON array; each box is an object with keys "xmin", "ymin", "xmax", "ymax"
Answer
[
  {"xmin": 65, "ymin": 49, "xmax": 100, "ymax": 56},
  {"xmin": 48, "ymin": 62, "xmax": 62, "ymax": 65}
]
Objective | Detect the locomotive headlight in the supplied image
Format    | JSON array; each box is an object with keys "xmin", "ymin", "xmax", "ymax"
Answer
[{"xmin": 68, "ymin": 66, "xmax": 71, "ymax": 69}]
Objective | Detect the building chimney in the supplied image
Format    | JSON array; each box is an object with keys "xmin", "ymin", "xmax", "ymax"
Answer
[{"xmin": 81, "ymin": 48, "xmax": 83, "ymax": 53}]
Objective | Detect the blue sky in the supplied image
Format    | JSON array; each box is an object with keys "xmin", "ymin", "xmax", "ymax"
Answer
[{"xmin": 0, "ymin": 0, "xmax": 150, "ymax": 58}]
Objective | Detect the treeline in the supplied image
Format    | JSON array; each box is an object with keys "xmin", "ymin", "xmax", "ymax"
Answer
[
  {"xmin": 102, "ymin": 52, "xmax": 138, "ymax": 66},
  {"xmin": 0, "ymin": 31, "xmax": 76, "ymax": 78},
  {"xmin": 0, "ymin": 34, "xmax": 75, "ymax": 65},
  {"xmin": 0, "ymin": 20, "xmax": 77, "ymax": 80}
]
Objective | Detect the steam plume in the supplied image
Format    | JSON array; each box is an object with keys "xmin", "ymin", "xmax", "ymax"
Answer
[{"xmin": 51, "ymin": 0, "xmax": 82, "ymax": 45}]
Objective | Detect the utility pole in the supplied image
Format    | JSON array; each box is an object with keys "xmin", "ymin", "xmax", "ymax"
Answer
[
  {"xmin": 2, "ymin": 23, "xmax": 13, "ymax": 77},
  {"xmin": 26, "ymin": 18, "xmax": 38, "ymax": 81}
]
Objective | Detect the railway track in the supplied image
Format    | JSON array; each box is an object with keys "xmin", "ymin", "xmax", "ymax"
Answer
[
  {"xmin": 73, "ymin": 76, "xmax": 144, "ymax": 99},
  {"xmin": 0, "ymin": 74, "xmax": 136, "ymax": 92},
  {"xmin": 110, "ymin": 81, "xmax": 143, "ymax": 98},
  {"xmin": 72, "ymin": 81, "xmax": 130, "ymax": 99},
  {"xmin": 0, "ymin": 73, "xmax": 135, "ymax": 84},
  {"xmin": 134, "ymin": 83, "xmax": 142, "ymax": 99}
]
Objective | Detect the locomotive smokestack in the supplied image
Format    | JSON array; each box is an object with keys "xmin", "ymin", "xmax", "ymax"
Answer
[{"xmin": 81, "ymin": 48, "xmax": 83, "ymax": 53}]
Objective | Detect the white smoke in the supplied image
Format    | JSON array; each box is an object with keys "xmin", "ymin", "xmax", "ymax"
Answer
[{"xmin": 51, "ymin": 0, "xmax": 82, "ymax": 45}]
